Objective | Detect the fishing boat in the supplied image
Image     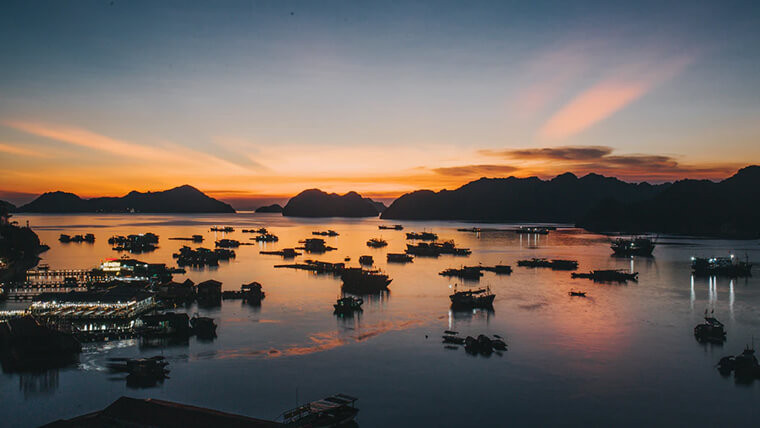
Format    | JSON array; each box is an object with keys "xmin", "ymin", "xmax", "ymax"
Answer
[
  {"xmin": 366, "ymin": 238, "xmax": 388, "ymax": 248},
  {"xmin": 406, "ymin": 231, "xmax": 438, "ymax": 240},
  {"xmin": 514, "ymin": 226, "xmax": 549, "ymax": 234},
  {"xmin": 253, "ymin": 233, "xmax": 279, "ymax": 242},
  {"xmin": 691, "ymin": 255, "xmax": 752, "ymax": 277},
  {"xmin": 210, "ymin": 226, "xmax": 234, "ymax": 232},
  {"xmin": 571, "ymin": 269, "xmax": 638, "ymax": 282},
  {"xmin": 359, "ymin": 255, "xmax": 374, "ymax": 265},
  {"xmin": 517, "ymin": 258, "xmax": 552, "ymax": 268},
  {"xmin": 190, "ymin": 314, "xmax": 217, "ymax": 336},
  {"xmin": 550, "ymin": 259, "xmax": 578, "ymax": 270},
  {"xmin": 694, "ymin": 314, "xmax": 726, "ymax": 343},
  {"xmin": 568, "ymin": 290, "xmax": 587, "ymax": 297},
  {"xmin": 450, "ymin": 287, "xmax": 495, "ymax": 309},
  {"xmin": 439, "ymin": 267, "xmax": 483, "ymax": 280},
  {"xmin": 333, "ymin": 296, "xmax": 363, "ymax": 313},
  {"xmin": 387, "ymin": 253, "xmax": 413, "ymax": 263},
  {"xmin": 611, "ymin": 236, "xmax": 656, "ymax": 256},
  {"xmin": 280, "ymin": 393, "xmax": 359, "ymax": 427},
  {"xmin": 260, "ymin": 248, "xmax": 301, "ymax": 258},
  {"xmin": 107, "ymin": 356, "xmax": 170, "ymax": 378},
  {"xmin": 379, "ymin": 224, "xmax": 403, "ymax": 230},
  {"xmin": 341, "ymin": 268, "xmax": 391, "ymax": 293},
  {"xmin": 481, "ymin": 265, "xmax": 512, "ymax": 274},
  {"xmin": 312, "ymin": 230, "xmax": 339, "ymax": 237}
]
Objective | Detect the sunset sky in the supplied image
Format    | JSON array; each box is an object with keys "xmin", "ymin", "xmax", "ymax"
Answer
[{"xmin": 1, "ymin": 1, "xmax": 759, "ymax": 208}]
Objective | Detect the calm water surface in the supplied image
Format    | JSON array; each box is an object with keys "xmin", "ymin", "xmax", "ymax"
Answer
[{"xmin": 2, "ymin": 213, "xmax": 760, "ymax": 427}]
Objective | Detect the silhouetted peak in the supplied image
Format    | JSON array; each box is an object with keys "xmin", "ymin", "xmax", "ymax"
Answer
[
  {"xmin": 724, "ymin": 165, "xmax": 760, "ymax": 183},
  {"xmin": 551, "ymin": 172, "xmax": 578, "ymax": 182}
]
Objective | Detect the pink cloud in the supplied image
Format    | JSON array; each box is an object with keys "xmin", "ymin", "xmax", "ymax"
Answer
[{"xmin": 539, "ymin": 55, "xmax": 694, "ymax": 139}]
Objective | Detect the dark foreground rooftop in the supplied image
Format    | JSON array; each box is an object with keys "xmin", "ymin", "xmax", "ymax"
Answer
[{"xmin": 42, "ymin": 396, "xmax": 282, "ymax": 428}]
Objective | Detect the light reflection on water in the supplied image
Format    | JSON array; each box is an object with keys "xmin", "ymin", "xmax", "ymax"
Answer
[{"xmin": 1, "ymin": 213, "xmax": 760, "ymax": 427}]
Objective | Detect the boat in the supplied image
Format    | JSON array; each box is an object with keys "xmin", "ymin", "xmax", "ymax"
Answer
[
  {"xmin": 691, "ymin": 255, "xmax": 752, "ymax": 277},
  {"xmin": 457, "ymin": 227, "xmax": 481, "ymax": 233},
  {"xmin": 694, "ymin": 315, "xmax": 726, "ymax": 343},
  {"xmin": 550, "ymin": 259, "xmax": 578, "ymax": 270},
  {"xmin": 190, "ymin": 314, "xmax": 217, "ymax": 336},
  {"xmin": 275, "ymin": 260, "xmax": 345, "ymax": 275},
  {"xmin": 517, "ymin": 258, "xmax": 553, "ymax": 268},
  {"xmin": 514, "ymin": 226, "xmax": 549, "ymax": 234},
  {"xmin": 717, "ymin": 345, "xmax": 760, "ymax": 380},
  {"xmin": 297, "ymin": 238, "xmax": 336, "ymax": 253},
  {"xmin": 333, "ymin": 296, "xmax": 363, "ymax": 313},
  {"xmin": 210, "ymin": 226, "xmax": 234, "ymax": 232},
  {"xmin": 379, "ymin": 224, "xmax": 403, "ymax": 230},
  {"xmin": 253, "ymin": 233, "xmax": 279, "ymax": 242},
  {"xmin": 281, "ymin": 394, "xmax": 359, "ymax": 427},
  {"xmin": 107, "ymin": 355, "xmax": 170, "ymax": 378},
  {"xmin": 463, "ymin": 334, "xmax": 506, "ymax": 355},
  {"xmin": 241, "ymin": 281, "xmax": 265, "ymax": 303},
  {"xmin": 215, "ymin": 239, "xmax": 241, "ymax": 248},
  {"xmin": 341, "ymin": 268, "xmax": 392, "ymax": 293},
  {"xmin": 449, "ymin": 287, "xmax": 495, "ymax": 309},
  {"xmin": 571, "ymin": 269, "xmax": 638, "ymax": 282},
  {"xmin": 568, "ymin": 290, "xmax": 587, "ymax": 297},
  {"xmin": 405, "ymin": 241, "xmax": 471, "ymax": 257},
  {"xmin": 439, "ymin": 267, "xmax": 483, "ymax": 280},
  {"xmin": 366, "ymin": 238, "xmax": 388, "ymax": 248},
  {"xmin": 442, "ymin": 334, "xmax": 465, "ymax": 344},
  {"xmin": 481, "ymin": 265, "xmax": 512, "ymax": 274},
  {"xmin": 387, "ymin": 253, "xmax": 413, "ymax": 263},
  {"xmin": 611, "ymin": 236, "xmax": 656, "ymax": 256},
  {"xmin": 312, "ymin": 230, "xmax": 339, "ymax": 237},
  {"xmin": 260, "ymin": 248, "xmax": 301, "ymax": 258},
  {"xmin": 359, "ymin": 255, "xmax": 374, "ymax": 265},
  {"xmin": 406, "ymin": 231, "xmax": 438, "ymax": 240}
]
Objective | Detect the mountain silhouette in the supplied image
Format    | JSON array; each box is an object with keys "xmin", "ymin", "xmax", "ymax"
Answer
[
  {"xmin": 18, "ymin": 185, "xmax": 235, "ymax": 213},
  {"xmin": 255, "ymin": 204, "xmax": 283, "ymax": 213},
  {"xmin": 381, "ymin": 172, "xmax": 665, "ymax": 223},
  {"xmin": 282, "ymin": 189, "xmax": 384, "ymax": 217},
  {"xmin": 578, "ymin": 165, "xmax": 760, "ymax": 238}
]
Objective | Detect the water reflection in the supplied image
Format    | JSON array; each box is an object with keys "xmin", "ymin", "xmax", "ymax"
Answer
[{"xmin": 18, "ymin": 370, "xmax": 60, "ymax": 398}]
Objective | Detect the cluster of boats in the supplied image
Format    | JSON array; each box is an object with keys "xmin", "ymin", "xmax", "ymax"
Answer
[
  {"xmin": 173, "ymin": 246, "xmax": 235, "ymax": 267},
  {"xmin": 297, "ymin": 238, "xmax": 337, "ymax": 253},
  {"xmin": 514, "ymin": 226, "xmax": 552, "ymax": 234},
  {"xmin": 341, "ymin": 268, "xmax": 392, "ymax": 293},
  {"xmin": 439, "ymin": 264, "xmax": 512, "ymax": 280},
  {"xmin": 442, "ymin": 330, "xmax": 507, "ymax": 355},
  {"xmin": 691, "ymin": 255, "xmax": 752, "ymax": 277},
  {"xmin": 221, "ymin": 281, "xmax": 266, "ymax": 304},
  {"xmin": 406, "ymin": 231, "xmax": 437, "ymax": 240},
  {"xmin": 59, "ymin": 233, "xmax": 95, "ymax": 243},
  {"xmin": 405, "ymin": 241, "xmax": 471, "ymax": 257},
  {"xmin": 611, "ymin": 237, "xmax": 656, "ymax": 256},
  {"xmin": 517, "ymin": 258, "xmax": 578, "ymax": 270},
  {"xmin": 312, "ymin": 230, "xmax": 339, "ymax": 237},
  {"xmin": 109, "ymin": 233, "xmax": 159, "ymax": 253}
]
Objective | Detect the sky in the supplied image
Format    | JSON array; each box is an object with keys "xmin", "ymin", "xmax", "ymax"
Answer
[{"xmin": 1, "ymin": 0, "xmax": 759, "ymax": 208}]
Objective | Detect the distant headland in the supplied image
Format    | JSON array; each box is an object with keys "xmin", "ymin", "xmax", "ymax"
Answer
[
  {"xmin": 282, "ymin": 189, "xmax": 385, "ymax": 218},
  {"xmin": 15, "ymin": 185, "xmax": 235, "ymax": 213}
]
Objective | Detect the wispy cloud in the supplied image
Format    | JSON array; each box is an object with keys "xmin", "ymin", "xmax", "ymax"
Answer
[
  {"xmin": 3, "ymin": 120, "xmax": 252, "ymax": 175},
  {"xmin": 483, "ymin": 146, "xmax": 612, "ymax": 161},
  {"xmin": 0, "ymin": 142, "xmax": 46, "ymax": 158},
  {"xmin": 486, "ymin": 144, "xmax": 740, "ymax": 181},
  {"xmin": 432, "ymin": 164, "xmax": 518, "ymax": 177},
  {"xmin": 539, "ymin": 55, "xmax": 694, "ymax": 139}
]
